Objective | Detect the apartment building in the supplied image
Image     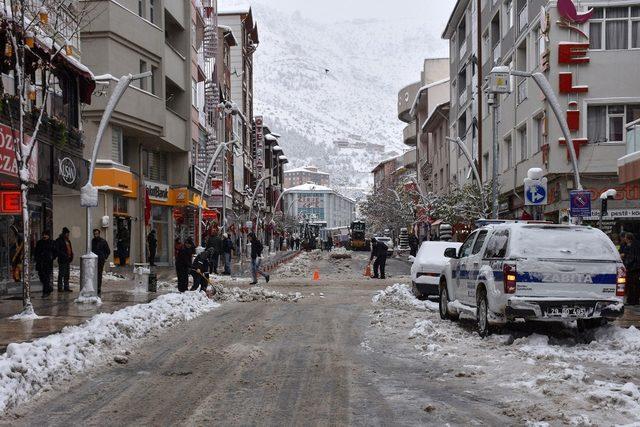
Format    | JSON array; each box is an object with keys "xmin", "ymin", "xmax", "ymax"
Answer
[
  {"xmin": 421, "ymin": 102, "xmax": 452, "ymax": 196},
  {"xmin": 445, "ymin": 0, "xmax": 640, "ymax": 228},
  {"xmin": 397, "ymin": 58, "xmax": 450, "ymax": 195},
  {"xmin": 371, "ymin": 149, "xmax": 417, "ymax": 191},
  {"xmin": 284, "ymin": 166, "xmax": 330, "ymax": 189},
  {"xmin": 218, "ymin": 5, "xmax": 259, "ymax": 211},
  {"xmin": 80, "ymin": 0, "xmax": 204, "ymax": 266},
  {"xmin": 0, "ymin": 2, "xmax": 95, "ymax": 292},
  {"xmin": 282, "ymin": 184, "xmax": 356, "ymax": 228}
]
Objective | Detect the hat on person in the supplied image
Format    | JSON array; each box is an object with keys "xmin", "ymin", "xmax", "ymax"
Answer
[{"xmin": 62, "ymin": 227, "xmax": 70, "ymax": 234}]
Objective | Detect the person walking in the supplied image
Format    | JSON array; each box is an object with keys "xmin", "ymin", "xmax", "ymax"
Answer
[
  {"xmin": 147, "ymin": 230, "xmax": 157, "ymax": 266},
  {"xmin": 369, "ymin": 237, "xmax": 388, "ymax": 279},
  {"xmin": 91, "ymin": 229, "xmax": 111, "ymax": 296},
  {"xmin": 206, "ymin": 231, "xmax": 223, "ymax": 275},
  {"xmin": 190, "ymin": 247, "xmax": 210, "ymax": 292},
  {"xmin": 295, "ymin": 237, "xmax": 300, "ymax": 251},
  {"xmin": 249, "ymin": 232, "xmax": 270, "ymax": 285},
  {"xmin": 623, "ymin": 232, "xmax": 640, "ymax": 305},
  {"xmin": 176, "ymin": 237, "xmax": 194, "ymax": 293},
  {"xmin": 55, "ymin": 227, "xmax": 73, "ymax": 292},
  {"xmin": 222, "ymin": 233, "xmax": 233, "ymax": 275},
  {"xmin": 34, "ymin": 231, "xmax": 56, "ymax": 297},
  {"xmin": 409, "ymin": 234, "xmax": 419, "ymax": 257}
]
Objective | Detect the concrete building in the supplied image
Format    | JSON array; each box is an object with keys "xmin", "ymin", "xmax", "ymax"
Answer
[
  {"xmin": 371, "ymin": 150, "xmax": 417, "ymax": 191},
  {"xmin": 80, "ymin": 0, "xmax": 206, "ymax": 266},
  {"xmin": 444, "ymin": 0, "xmax": 640, "ymax": 228},
  {"xmin": 218, "ymin": 5, "xmax": 259, "ymax": 212},
  {"xmin": 421, "ymin": 102, "xmax": 452, "ymax": 196},
  {"xmin": 282, "ymin": 184, "xmax": 356, "ymax": 228},
  {"xmin": 397, "ymin": 59, "xmax": 450, "ymax": 195},
  {"xmin": 284, "ymin": 166, "xmax": 330, "ymax": 189},
  {"xmin": 0, "ymin": 3, "xmax": 95, "ymax": 292}
]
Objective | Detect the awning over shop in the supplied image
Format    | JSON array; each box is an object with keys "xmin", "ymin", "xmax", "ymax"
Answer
[{"xmin": 93, "ymin": 168, "xmax": 138, "ymax": 197}]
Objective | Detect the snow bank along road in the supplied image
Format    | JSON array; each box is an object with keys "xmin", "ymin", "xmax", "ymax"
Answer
[{"xmin": 2, "ymin": 251, "xmax": 638, "ymax": 425}]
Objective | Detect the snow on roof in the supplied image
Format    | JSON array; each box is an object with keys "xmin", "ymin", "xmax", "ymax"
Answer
[
  {"xmin": 287, "ymin": 183, "xmax": 333, "ymax": 192},
  {"xmin": 265, "ymin": 134, "xmax": 278, "ymax": 142},
  {"xmin": 284, "ymin": 167, "xmax": 330, "ymax": 175},
  {"xmin": 218, "ymin": 0, "xmax": 251, "ymax": 14},
  {"xmin": 272, "ymin": 145, "xmax": 283, "ymax": 152},
  {"xmin": 421, "ymin": 101, "xmax": 451, "ymax": 131}
]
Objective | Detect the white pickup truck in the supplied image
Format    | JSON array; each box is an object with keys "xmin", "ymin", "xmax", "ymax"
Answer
[{"xmin": 438, "ymin": 222, "xmax": 626, "ymax": 336}]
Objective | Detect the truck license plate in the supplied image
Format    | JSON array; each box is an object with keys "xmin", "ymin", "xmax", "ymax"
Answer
[{"xmin": 548, "ymin": 306, "xmax": 587, "ymax": 318}]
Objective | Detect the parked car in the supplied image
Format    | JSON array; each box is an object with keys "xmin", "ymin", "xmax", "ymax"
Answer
[
  {"xmin": 411, "ymin": 241, "xmax": 463, "ymax": 299},
  {"xmin": 438, "ymin": 222, "xmax": 625, "ymax": 337},
  {"xmin": 374, "ymin": 236, "xmax": 394, "ymax": 256}
]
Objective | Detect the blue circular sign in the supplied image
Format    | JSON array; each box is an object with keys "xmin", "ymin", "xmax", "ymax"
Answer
[{"xmin": 526, "ymin": 184, "xmax": 546, "ymax": 205}]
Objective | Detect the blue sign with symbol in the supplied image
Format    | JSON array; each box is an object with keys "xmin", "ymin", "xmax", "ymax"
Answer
[
  {"xmin": 570, "ymin": 190, "xmax": 592, "ymax": 217},
  {"xmin": 526, "ymin": 184, "xmax": 547, "ymax": 205}
]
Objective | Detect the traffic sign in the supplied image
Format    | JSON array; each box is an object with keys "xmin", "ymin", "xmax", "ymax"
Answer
[
  {"xmin": 570, "ymin": 190, "xmax": 592, "ymax": 217},
  {"xmin": 524, "ymin": 177, "xmax": 548, "ymax": 206}
]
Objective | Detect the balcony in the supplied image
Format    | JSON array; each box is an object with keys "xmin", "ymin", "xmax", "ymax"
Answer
[
  {"xmin": 398, "ymin": 82, "xmax": 421, "ymax": 123},
  {"xmin": 165, "ymin": 1, "xmax": 186, "ymax": 28},
  {"xmin": 459, "ymin": 89, "xmax": 468, "ymax": 107},
  {"xmin": 164, "ymin": 44, "xmax": 186, "ymax": 90},
  {"xmin": 403, "ymin": 123, "xmax": 417, "ymax": 146},
  {"xmin": 163, "ymin": 109, "xmax": 188, "ymax": 151},
  {"xmin": 619, "ymin": 120, "xmax": 640, "ymax": 184}
]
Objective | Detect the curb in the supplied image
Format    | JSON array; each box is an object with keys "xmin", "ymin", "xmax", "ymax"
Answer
[{"xmin": 262, "ymin": 251, "xmax": 302, "ymax": 273}]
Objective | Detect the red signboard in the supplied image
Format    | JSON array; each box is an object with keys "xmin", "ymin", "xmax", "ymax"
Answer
[
  {"xmin": 202, "ymin": 210, "xmax": 218, "ymax": 221},
  {"xmin": 0, "ymin": 191, "xmax": 21, "ymax": 214},
  {"xmin": 0, "ymin": 123, "xmax": 37, "ymax": 183}
]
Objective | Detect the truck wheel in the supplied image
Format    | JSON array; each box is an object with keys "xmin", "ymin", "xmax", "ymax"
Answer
[
  {"xmin": 476, "ymin": 290, "xmax": 490, "ymax": 338},
  {"xmin": 412, "ymin": 281, "xmax": 424, "ymax": 300},
  {"xmin": 439, "ymin": 283, "xmax": 451, "ymax": 320}
]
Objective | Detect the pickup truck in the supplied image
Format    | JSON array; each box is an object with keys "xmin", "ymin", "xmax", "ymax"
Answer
[{"xmin": 438, "ymin": 222, "xmax": 625, "ymax": 336}]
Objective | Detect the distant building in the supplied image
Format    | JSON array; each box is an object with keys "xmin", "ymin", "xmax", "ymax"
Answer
[
  {"xmin": 284, "ymin": 166, "xmax": 330, "ymax": 188},
  {"xmin": 371, "ymin": 149, "xmax": 416, "ymax": 190},
  {"xmin": 283, "ymin": 184, "xmax": 356, "ymax": 228}
]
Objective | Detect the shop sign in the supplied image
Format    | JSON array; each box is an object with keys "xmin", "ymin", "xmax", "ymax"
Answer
[
  {"xmin": 0, "ymin": 123, "xmax": 37, "ymax": 183},
  {"xmin": 172, "ymin": 208, "xmax": 185, "ymax": 223},
  {"xmin": 254, "ymin": 116, "xmax": 264, "ymax": 186},
  {"xmin": 0, "ymin": 191, "xmax": 21, "ymax": 214},
  {"xmin": 52, "ymin": 148, "xmax": 88, "ymax": 190},
  {"xmin": 190, "ymin": 165, "xmax": 211, "ymax": 196},
  {"xmin": 202, "ymin": 210, "xmax": 218, "ymax": 221},
  {"xmin": 583, "ymin": 209, "xmax": 640, "ymax": 221},
  {"xmin": 145, "ymin": 181, "xmax": 169, "ymax": 202}
]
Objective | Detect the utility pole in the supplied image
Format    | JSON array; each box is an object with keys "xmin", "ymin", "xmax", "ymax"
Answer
[
  {"xmin": 491, "ymin": 95, "xmax": 499, "ymax": 219},
  {"xmin": 476, "ymin": 0, "xmax": 483, "ymax": 182}
]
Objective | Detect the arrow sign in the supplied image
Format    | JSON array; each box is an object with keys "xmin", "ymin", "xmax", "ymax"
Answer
[{"xmin": 524, "ymin": 177, "xmax": 548, "ymax": 206}]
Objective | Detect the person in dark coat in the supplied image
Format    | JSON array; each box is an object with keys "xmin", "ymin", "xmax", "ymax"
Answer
[
  {"xmin": 409, "ymin": 234, "xmax": 419, "ymax": 257},
  {"xmin": 116, "ymin": 226, "xmax": 129, "ymax": 267},
  {"xmin": 206, "ymin": 231, "xmax": 223, "ymax": 274},
  {"xmin": 147, "ymin": 230, "xmax": 158, "ymax": 266},
  {"xmin": 249, "ymin": 233, "xmax": 270, "ymax": 285},
  {"xmin": 623, "ymin": 232, "xmax": 640, "ymax": 305},
  {"xmin": 222, "ymin": 233, "xmax": 233, "ymax": 275},
  {"xmin": 369, "ymin": 237, "xmax": 388, "ymax": 279},
  {"xmin": 91, "ymin": 229, "xmax": 111, "ymax": 296},
  {"xmin": 55, "ymin": 227, "xmax": 73, "ymax": 292},
  {"xmin": 190, "ymin": 248, "xmax": 210, "ymax": 292},
  {"xmin": 176, "ymin": 238, "xmax": 194, "ymax": 293},
  {"xmin": 34, "ymin": 231, "xmax": 56, "ymax": 297}
]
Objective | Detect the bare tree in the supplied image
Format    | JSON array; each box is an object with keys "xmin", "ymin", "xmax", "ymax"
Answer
[{"xmin": 1, "ymin": 0, "xmax": 97, "ymax": 315}]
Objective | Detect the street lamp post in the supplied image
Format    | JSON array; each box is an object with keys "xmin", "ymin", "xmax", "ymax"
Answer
[
  {"xmin": 599, "ymin": 189, "xmax": 617, "ymax": 230},
  {"xmin": 445, "ymin": 136, "xmax": 487, "ymax": 214},
  {"xmin": 78, "ymin": 71, "xmax": 152, "ymax": 301}
]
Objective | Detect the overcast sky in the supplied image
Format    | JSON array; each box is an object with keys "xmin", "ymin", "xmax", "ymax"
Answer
[{"xmin": 267, "ymin": 0, "xmax": 457, "ymax": 29}]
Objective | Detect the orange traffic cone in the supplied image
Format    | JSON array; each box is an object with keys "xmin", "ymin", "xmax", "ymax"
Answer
[
  {"xmin": 313, "ymin": 270, "xmax": 320, "ymax": 281},
  {"xmin": 364, "ymin": 264, "xmax": 371, "ymax": 277}
]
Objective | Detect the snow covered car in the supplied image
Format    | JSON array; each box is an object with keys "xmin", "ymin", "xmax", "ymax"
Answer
[
  {"xmin": 411, "ymin": 241, "xmax": 463, "ymax": 299},
  {"xmin": 374, "ymin": 236, "xmax": 394, "ymax": 256},
  {"xmin": 438, "ymin": 223, "xmax": 625, "ymax": 336}
]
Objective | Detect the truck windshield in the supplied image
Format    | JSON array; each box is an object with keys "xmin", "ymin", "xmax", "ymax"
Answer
[{"xmin": 510, "ymin": 226, "xmax": 619, "ymax": 261}]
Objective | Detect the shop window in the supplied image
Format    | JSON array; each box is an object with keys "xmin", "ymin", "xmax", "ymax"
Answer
[{"xmin": 114, "ymin": 195, "xmax": 128, "ymax": 215}]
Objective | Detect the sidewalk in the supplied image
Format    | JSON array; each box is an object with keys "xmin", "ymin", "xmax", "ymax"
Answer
[{"xmin": 0, "ymin": 250, "xmax": 299, "ymax": 352}]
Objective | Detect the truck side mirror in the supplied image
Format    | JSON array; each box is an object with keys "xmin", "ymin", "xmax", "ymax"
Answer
[{"xmin": 444, "ymin": 248, "xmax": 458, "ymax": 259}]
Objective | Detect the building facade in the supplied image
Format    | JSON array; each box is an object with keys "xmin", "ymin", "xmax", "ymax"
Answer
[
  {"xmin": 283, "ymin": 166, "xmax": 330, "ymax": 189},
  {"xmin": 283, "ymin": 184, "xmax": 356, "ymax": 229},
  {"xmin": 444, "ymin": 0, "xmax": 640, "ymax": 233}
]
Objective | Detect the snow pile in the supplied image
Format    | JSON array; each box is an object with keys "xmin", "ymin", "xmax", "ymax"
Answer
[
  {"xmin": 212, "ymin": 285, "xmax": 303, "ymax": 303},
  {"xmin": 276, "ymin": 252, "xmax": 312, "ymax": 278},
  {"xmin": 0, "ymin": 292, "xmax": 218, "ymax": 414},
  {"xmin": 53, "ymin": 266, "xmax": 127, "ymax": 286},
  {"xmin": 372, "ymin": 284, "xmax": 438, "ymax": 312}
]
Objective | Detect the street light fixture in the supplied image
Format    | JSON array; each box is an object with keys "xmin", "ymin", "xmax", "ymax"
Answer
[
  {"xmin": 487, "ymin": 67, "xmax": 583, "ymax": 220},
  {"xmin": 78, "ymin": 71, "xmax": 152, "ymax": 302}
]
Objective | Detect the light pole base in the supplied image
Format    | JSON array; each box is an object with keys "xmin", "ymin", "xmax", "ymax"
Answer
[{"xmin": 78, "ymin": 253, "xmax": 99, "ymax": 303}]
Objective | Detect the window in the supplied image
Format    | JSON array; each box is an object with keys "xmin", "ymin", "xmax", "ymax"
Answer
[
  {"xmin": 151, "ymin": 66, "xmax": 158, "ymax": 95},
  {"xmin": 504, "ymin": 0, "xmax": 514, "ymax": 33},
  {"xmin": 484, "ymin": 230, "xmax": 509, "ymax": 258},
  {"xmin": 149, "ymin": 0, "xmax": 155, "ymax": 24},
  {"xmin": 505, "ymin": 136, "xmax": 513, "ymax": 170},
  {"xmin": 139, "ymin": 60, "xmax": 148, "ymax": 91},
  {"xmin": 114, "ymin": 195, "xmax": 128, "ymax": 215},
  {"xmin": 482, "ymin": 31, "xmax": 490, "ymax": 63},
  {"xmin": 143, "ymin": 150, "xmax": 168, "ymax": 182},
  {"xmin": 138, "ymin": 0, "xmax": 145, "ymax": 18},
  {"xmin": 111, "ymin": 126, "xmax": 123, "ymax": 163},
  {"xmin": 458, "ymin": 66, "xmax": 467, "ymax": 102},
  {"xmin": 590, "ymin": 7, "xmax": 640, "ymax": 50},
  {"xmin": 472, "ymin": 231, "xmax": 488, "ymax": 254},
  {"xmin": 588, "ymin": 104, "xmax": 640, "ymax": 143},
  {"xmin": 534, "ymin": 115, "xmax": 545, "ymax": 153},
  {"xmin": 192, "ymin": 78, "xmax": 198, "ymax": 108},
  {"xmin": 458, "ymin": 112, "xmax": 467, "ymax": 141},
  {"xmin": 459, "ymin": 232, "xmax": 477, "ymax": 258},
  {"xmin": 518, "ymin": 125, "xmax": 527, "ymax": 161}
]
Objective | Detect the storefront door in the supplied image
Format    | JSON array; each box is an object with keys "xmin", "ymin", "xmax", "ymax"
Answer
[
  {"xmin": 114, "ymin": 216, "xmax": 131, "ymax": 266},
  {"xmin": 151, "ymin": 206, "xmax": 169, "ymax": 264}
]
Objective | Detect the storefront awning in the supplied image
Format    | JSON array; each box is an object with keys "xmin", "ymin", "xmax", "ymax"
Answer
[{"xmin": 93, "ymin": 168, "xmax": 138, "ymax": 197}]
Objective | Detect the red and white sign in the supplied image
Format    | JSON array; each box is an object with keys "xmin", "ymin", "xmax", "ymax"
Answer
[
  {"xmin": 0, "ymin": 191, "xmax": 21, "ymax": 214},
  {"xmin": 0, "ymin": 123, "xmax": 37, "ymax": 184}
]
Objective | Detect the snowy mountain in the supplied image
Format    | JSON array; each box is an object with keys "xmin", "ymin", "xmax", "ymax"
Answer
[{"xmin": 226, "ymin": 0, "xmax": 450, "ymax": 189}]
